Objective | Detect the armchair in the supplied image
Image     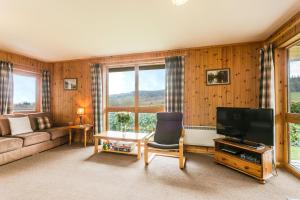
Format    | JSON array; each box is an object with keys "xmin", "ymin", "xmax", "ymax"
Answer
[{"xmin": 144, "ymin": 112, "xmax": 186, "ymax": 169}]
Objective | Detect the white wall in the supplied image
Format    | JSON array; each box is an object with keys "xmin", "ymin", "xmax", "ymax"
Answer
[{"xmin": 184, "ymin": 126, "xmax": 224, "ymax": 147}]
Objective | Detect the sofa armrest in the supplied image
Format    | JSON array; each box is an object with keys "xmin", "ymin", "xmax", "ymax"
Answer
[{"xmin": 53, "ymin": 122, "xmax": 74, "ymax": 127}]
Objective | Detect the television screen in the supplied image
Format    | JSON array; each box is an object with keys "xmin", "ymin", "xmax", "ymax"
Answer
[{"xmin": 216, "ymin": 107, "xmax": 274, "ymax": 146}]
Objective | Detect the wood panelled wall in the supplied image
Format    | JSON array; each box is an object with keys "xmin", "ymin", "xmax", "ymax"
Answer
[
  {"xmin": 266, "ymin": 11, "xmax": 300, "ymax": 48},
  {"xmin": 51, "ymin": 42, "xmax": 262, "ymax": 127},
  {"xmin": 0, "ymin": 50, "xmax": 52, "ymax": 73}
]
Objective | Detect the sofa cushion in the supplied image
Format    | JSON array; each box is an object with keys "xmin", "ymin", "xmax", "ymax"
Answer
[
  {"xmin": 8, "ymin": 116, "xmax": 33, "ymax": 135},
  {"xmin": 28, "ymin": 113, "xmax": 53, "ymax": 131},
  {"xmin": 46, "ymin": 127, "xmax": 69, "ymax": 140},
  {"xmin": 0, "ymin": 114, "xmax": 27, "ymax": 136},
  {"xmin": 36, "ymin": 117, "xmax": 46, "ymax": 130},
  {"xmin": 44, "ymin": 116, "xmax": 52, "ymax": 129},
  {"xmin": 12, "ymin": 132, "xmax": 51, "ymax": 146},
  {"xmin": 0, "ymin": 137, "xmax": 23, "ymax": 154}
]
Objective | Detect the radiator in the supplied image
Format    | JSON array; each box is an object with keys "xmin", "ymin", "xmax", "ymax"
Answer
[{"xmin": 183, "ymin": 126, "xmax": 224, "ymax": 147}]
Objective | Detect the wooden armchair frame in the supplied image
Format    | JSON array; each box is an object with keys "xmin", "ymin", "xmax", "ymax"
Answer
[{"xmin": 144, "ymin": 130, "xmax": 186, "ymax": 169}]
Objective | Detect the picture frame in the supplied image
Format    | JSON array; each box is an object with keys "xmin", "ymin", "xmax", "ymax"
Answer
[
  {"xmin": 206, "ymin": 68, "xmax": 230, "ymax": 86},
  {"xmin": 64, "ymin": 78, "xmax": 77, "ymax": 90}
]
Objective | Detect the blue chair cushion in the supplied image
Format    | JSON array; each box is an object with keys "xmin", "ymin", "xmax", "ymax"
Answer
[
  {"xmin": 147, "ymin": 141, "xmax": 179, "ymax": 149},
  {"xmin": 154, "ymin": 112, "xmax": 183, "ymax": 145}
]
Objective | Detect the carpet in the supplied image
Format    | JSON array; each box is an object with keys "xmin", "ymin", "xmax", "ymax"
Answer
[{"xmin": 0, "ymin": 144, "xmax": 299, "ymax": 200}]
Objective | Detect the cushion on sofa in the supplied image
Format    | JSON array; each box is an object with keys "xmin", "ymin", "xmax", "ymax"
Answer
[
  {"xmin": 28, "ymin": 113, "xmax": 53, "ymax": 131},
  {"xmin": 0, "ymin": 137, "xmax": 23, "ymax": 154},
  {"xmin": 12, "ymin": 132, "xmax": 51, "ymax": 146},
  {"xmin": 44, "ymin": 117, "xmax": 52, "ymax": 128},
  {"xmin": 0, "ymin": 114, "xmax": 27, "ymax": 136},
  {"xmin": 46, "ymin": 127, "xmax": 69, "ymax": 140},
  {"xmin": 8, "ymin": 116, "xmax": 33, "ymax": 135}
]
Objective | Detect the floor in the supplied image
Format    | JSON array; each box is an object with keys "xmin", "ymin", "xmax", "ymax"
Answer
[{"xmin": 0, "ymin": 144, "xmax": 299, "ymax": 200}]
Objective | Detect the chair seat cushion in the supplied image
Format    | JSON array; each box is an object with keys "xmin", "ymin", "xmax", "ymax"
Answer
[
  {"xmin": 147, "ymin": 141, "xmax": 179, "ymax": 149},
  {"xmin": 12, "ymin": 132, "xmax": 50, "ymax": 146},
  {"xmin": 46, "ymin": 127, "xmax": 69, "ymax": 140},
  {"xmin": 0, "ymin": 137, "xmax": 23, "ymax": 154}
]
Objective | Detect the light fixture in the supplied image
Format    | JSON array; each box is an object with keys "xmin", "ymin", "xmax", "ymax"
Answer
[
  {"xmin": 77, "ymin": 107, "xmax": 85, "ymax": 125},
  {"xmin": 172, "ymin": 0, "xmax": 188, "ymax": 6}
]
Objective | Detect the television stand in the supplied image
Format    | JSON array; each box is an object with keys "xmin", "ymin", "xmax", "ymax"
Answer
[
  {"xmin": 214, "ymin": 138, "xmax": 273, "ymax": 184},
  {"xmin": 223, "ymin": 138, "xmax": 265, "ymax": 150}
]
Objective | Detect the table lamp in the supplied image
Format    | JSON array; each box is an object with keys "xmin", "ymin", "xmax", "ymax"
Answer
[{"xmin": 77, "ymin": 107, "xmax": 85, "ymax": 125}]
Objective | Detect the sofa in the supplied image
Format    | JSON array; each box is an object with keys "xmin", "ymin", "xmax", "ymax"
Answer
[{"xmin": 0, "ymin": 112, "xmax": 69, "ymax": 166}]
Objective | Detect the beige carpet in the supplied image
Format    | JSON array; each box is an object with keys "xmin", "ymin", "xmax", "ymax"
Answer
[{"xmin": 0, "ymin": 145, "xmax": 299, "ymax": 200}]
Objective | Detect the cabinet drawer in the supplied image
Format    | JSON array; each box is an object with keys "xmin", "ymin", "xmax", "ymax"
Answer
[{"xmin": 215, "ymin": 151, "xmax": 262, "ymax": 178}]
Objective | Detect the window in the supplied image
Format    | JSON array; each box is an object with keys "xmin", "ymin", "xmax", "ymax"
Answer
[
  {"xmin": 139, "ymin": 66, "xmax": 165, "ymax": 107},
  {"xmin": 13, "ymin": 73, "xmax": 37, "ymax": 112},
  {"xmin": 108, "ymin": 112, "xmax": 135, "ymax": 132},
  {"xmin": 107, "ymin": 64, "xmax": 165, "ymax": 132},
  {"xmin": 108, "ymin": 68, "xmax": 135, "ymax": 107},
  {"xmin": 288, "ymin": 123, "xmax": 300, "ymax": 170},
  {"xmin": 287, "ymin": 43, "xmax": 300, "ymax": 171},
  {"xmin": 138, "ymin": 113, "xmax": 157, "ymax": 133}
]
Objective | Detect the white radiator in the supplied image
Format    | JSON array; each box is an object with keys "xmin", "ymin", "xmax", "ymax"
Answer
[{"xmin": 184, "ymin": 126, "xmax": 224, "ymax": 147}]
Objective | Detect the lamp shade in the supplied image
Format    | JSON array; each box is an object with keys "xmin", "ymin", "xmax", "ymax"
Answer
[{"xmin": 77, "ymin": 107, "xmax": 85, "ymax": 115}]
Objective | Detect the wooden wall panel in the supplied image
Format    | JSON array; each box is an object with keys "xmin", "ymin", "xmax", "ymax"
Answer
[
  {"xmin": 185, "ymin": 44, "xmax": 260, "ymax": 126},
  {"xmin": 0, "ymin": 50, "xmax": 52, "ymax": 73},
  {"xmin": 52, "ymin": 42, "xmax": 261, "ymax": 127}
]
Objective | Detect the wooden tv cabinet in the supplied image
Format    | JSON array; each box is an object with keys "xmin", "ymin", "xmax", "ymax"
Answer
[{"xmin": 214, "ymin": 138, "xmax": 273, "ymax": 184}]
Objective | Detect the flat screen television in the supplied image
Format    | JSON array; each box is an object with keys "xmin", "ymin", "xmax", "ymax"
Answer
[{"xmin": 216, "ymin": 107, "xmax": 274, "ymax": 146}]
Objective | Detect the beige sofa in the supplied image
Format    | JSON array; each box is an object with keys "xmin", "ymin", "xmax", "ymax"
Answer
[{"xmin": 0, "ymin": 112, "xmax": 69, "ymax": 166}]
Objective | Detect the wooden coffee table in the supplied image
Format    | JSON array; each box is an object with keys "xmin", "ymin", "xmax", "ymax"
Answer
[{"xmin": 93, "ymin": 131, "xmax": 149, "ymax": 159}]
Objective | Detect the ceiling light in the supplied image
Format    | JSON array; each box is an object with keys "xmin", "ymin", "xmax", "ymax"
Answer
[{"xmin": 172, "ymin": 0, "xmax": 189, "ymax": 6}]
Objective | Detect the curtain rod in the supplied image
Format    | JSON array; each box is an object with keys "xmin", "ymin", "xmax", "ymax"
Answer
[{"xmin": 88, "ymin": 53, "xmax": 188, "ymax": 66}]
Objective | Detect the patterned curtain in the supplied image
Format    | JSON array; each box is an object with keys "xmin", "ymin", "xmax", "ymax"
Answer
[
  {"xmin": 259, "ymin": 44, "xmax": 275, "ymax": 108},
  {"xmin": 0, "ymin": 61, "xmax": 13, "ymax": 114},
  {"xmin": 91, "ymin": 64, "xmax": 103, "ymax": 134},
  {"xmin": 165, "ymin": 56, "xmax": 185, "ymax": 112},
  {"xmin": 42, "ymin": 70, "xmax": 51, "ymax": 112}
]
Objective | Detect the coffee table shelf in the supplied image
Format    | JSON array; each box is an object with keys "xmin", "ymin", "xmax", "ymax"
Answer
[
  {"xmin": 93, "ymin": 131, "xmax": 149, "ymax": 159},
  {"xmin": 100, "ymin": 147, "xmax": 139, "ymax": 156}
]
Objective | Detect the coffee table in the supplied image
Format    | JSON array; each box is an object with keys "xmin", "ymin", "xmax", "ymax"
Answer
[{"xmin": 93, "ymin": 131, "xmax": 149, "ymax": 159}]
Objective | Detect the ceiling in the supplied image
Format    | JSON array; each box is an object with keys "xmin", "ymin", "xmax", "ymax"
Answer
[{"xmin": 0, "ymin": 0, "xmax": 300, "ymax": 62}]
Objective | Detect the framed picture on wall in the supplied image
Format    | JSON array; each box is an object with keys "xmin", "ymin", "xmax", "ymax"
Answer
[
  {"xmin": 206, "ymin": 68, "xmax": 230, "ymax": 86},
  {"xmin": 64, "ymin": 78, "xmax": 77, "ymax": 90}
]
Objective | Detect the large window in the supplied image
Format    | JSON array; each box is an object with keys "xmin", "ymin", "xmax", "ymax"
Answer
[
  {"xmin": 107, "ymin": 65, "xmax": 165, "ymax": 132},
  {"xmin": 139, "ymin": 66, "xmax": 165, "ymax": 107},
  {"xmin": 108, "ymin": 68, "xmax": 135, "ymax": 107},
  {"xmin": 13, "ymin": 73, "xmax": 37, "ymax": 112},
  {"xmin": 287, "ymin": 43, "xmax": 300, "ymax": 171}
]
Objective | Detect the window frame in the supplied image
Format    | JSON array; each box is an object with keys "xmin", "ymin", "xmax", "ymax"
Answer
[
  {"xmin": 105, "ymin": 63, "xmax": 165, "ymax": 132},
  {"xmin": 13, "ymin": 69, "xmax": 40, "ymax": 113},
  {"xmin": 284, "ymin": 41, "xmax": 300, "ymax": 175}
]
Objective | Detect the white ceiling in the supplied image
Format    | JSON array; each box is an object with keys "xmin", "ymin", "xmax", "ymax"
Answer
[{"xmin": 0, "ymin": 0, "xmax": 300, "ymax": 62}]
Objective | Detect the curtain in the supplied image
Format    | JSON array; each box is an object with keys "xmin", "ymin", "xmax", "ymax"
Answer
[
  {"xmin": 42, "ymin": 70, "xmax": 51, "ymax": 112},
  {"xmin": 0, "ymin": 61, "xmax": 13, "ymax": 115},
  {"xmin": 91, "ymin": 64, "xmax": 103, "ymax": 134},
  {"xmin": 259, "ymin": 44, "xmax": 275, "ymax": 108},
  {"xmin": 165, "ymin": 56, "xmax": 185, "ymax": 112}
]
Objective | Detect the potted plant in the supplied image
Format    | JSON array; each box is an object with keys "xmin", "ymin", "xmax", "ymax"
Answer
[{"xmin": 115, "ymin": 112, "xmax": 131, "ymax": 132}]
